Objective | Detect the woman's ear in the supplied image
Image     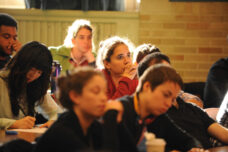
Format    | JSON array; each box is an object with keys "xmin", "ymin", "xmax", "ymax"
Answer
[
  {"xmin": 104, "ymin": 60, "xmax": 110, "ymax": 70},
  {"xmin": 69, "ymin": 90, "xmax": 80, "ymax": 105}
]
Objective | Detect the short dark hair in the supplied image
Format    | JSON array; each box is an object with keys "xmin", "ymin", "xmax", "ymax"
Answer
[
  {"xmin": 0, "ymin": 13, "xmax": 17, "ymax": 30},
  {"xmin": 137, "ymin": 52, "xmax": 171, "ymax": 77},
  {"xmin": 57, "ymin": 67, "xmax": 105, "ymax": 110},
  {"xmin": 136, "ymin": 64, "xmax": 183, "ymax": 93}
]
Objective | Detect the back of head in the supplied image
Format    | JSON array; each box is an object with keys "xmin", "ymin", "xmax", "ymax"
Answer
[
  {"xmin": 136, "ymin": 64, "xmax": 183, "ymax": 93},
  {"xmin": 64, "ymin": 19, "xmax": 93, "ymax": 47},
  {"xmin": 137, "ymin": 52, "xmax": 170, "ymax": 77},
  {"xmin": 133, "ymin": 44, "xmax": 160, "ymax": 64},
  {"xmin": 0, "ymin": 13, "xmax": 17, "ymax": 29},
  {"xmin": 96, "ymin": 36, "xmax": 134, "ymax": 69},
  {"xmin": 57, "ymin": 67, "xmax": 104, "ymax": 110}
]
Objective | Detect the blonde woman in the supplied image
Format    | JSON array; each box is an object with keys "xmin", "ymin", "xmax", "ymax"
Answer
[{"xmin": 49, "ymin": 19, "xmax": 96, "ymax": 74}]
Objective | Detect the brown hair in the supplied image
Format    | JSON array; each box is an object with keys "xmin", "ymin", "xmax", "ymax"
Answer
[
  {"xmin": 136, "ymin": 64, "xmax": 183, "ymax": 93},
  {"xmin": 57, "ymin": 67, "xmax": 104, "ymax": 110}
]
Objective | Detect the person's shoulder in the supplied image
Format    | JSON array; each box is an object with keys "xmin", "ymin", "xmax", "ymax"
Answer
[
  {"xmin": 49, "ymin": 45, "xmax": 71, "ymax": 54},
  {"xmin": 211, "ymin": 57, "xmax": 228, "ymax": 69},
  {"xmin": 0, "ymin": 70, "xmax": 9, "ymax": 82}
]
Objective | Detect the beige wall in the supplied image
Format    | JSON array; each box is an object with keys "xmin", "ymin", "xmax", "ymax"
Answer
[
  {"xmin": 1, "ymin": 0, "xmax": 228, "ymax": 82},
  {"xmin": 0, "ymin": 9, "xmax": 139, "ymax": 51},
  {"xmin": 139, "ymin": 0, "xmax": 228, "ymax": 82}
]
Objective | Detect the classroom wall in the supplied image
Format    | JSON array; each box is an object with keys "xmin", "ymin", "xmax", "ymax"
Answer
[
  {"xmin": 139, "ymin": 0, "xmax": 228, "ymax": 82},
  {"xmin": 1, "ymin": 0, "xmax": 228, "ymax": 82},
  {"xmin": 0, "ymin": 9, "xmax": 139, "ymax": 53}
]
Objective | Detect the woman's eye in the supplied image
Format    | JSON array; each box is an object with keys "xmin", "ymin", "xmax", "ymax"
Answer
[
  {"xmin": 78, "ymin": 36, "xmax": 84, "ymax": 39},
  {"xmin": 117, "ymin": 55, "xmax": 123, "ymax": 60}
]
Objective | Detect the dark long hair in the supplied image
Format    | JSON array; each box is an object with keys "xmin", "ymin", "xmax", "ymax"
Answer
[{"xmin": 6, "ymin": 41, "xmax": 53, "ymax": 116}]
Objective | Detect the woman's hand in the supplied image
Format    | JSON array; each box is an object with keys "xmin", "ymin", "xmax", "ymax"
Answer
[
  {"xmin": 122, "ymin": 63, "xmax": 137, "ymax": 80},
  {"xmin": 83, "ymin": 50, "xmax": 95, "ymax": 63},
  {"xmin": 105, "ymin": 100, "xmax": 124, "ymax": 123},
  {"xmin": 9, "ymin": 116, "xmax": 36, "ymax": 129}
]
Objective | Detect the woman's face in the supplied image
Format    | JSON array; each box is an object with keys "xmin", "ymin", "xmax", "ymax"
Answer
[
  {"xmin": 72, "ymin": 27, "xmax": 92, "ymax": 54},
  {"xmin": 144, "ymin": 81, "xmax": 181, "ymax": 117},
  {"xmin": 26, "ymin": 67, "xmax": 42, "ymax": 83},
  {"xmin": 104, "ymin": 44, "xmax": 132, "ymax": 75},
  {"xmin": 74, "ymin": 75, "xmax": 107, "ymax": 118}
]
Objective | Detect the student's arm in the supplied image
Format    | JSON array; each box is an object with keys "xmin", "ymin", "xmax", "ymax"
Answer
[
  {"xmin": 207, "ymin": 122, "xmax": 228, "ymax": 144},
  {"xmin": 0, "ymin": 77, "xmax": 35, "ymax": 129},
  {"xmin": 0, "ymin": 118, "xmax": 16, "ymax": 129},
  {"xmin": 111, "ymin": 78, "xmax": 138, "ymax": 99},
  {"xmin": 103, "ymin": 109, "xmax": 138, "ymax": 152},
  {"xmin": 36, "ymin": 93, "xmax": 63, "ymax": 127},
  {"xmin": 147, "ymin": 114, "xmax": 203, "ymax": 151},
  {"xmin": 8, "ymin": 116, "xmax": 35, "ymax": 129}
]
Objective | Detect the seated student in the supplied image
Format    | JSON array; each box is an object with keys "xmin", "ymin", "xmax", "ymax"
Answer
[
  {"xmin": 0, "ymin": 41, "xmax": 61, "ymax": 129},
  {"xmin": 105, "ymin": 64, "xmax": 204, "ymax": 151},
  {"xmin": 135, "ymin": 45, "xmax": 203, "ymax": 108},
  {"xmin": 0, "ymin": 13, "xmax": 22, "ymax": 70},
  {"xmin": 96, "ymin": 36, "xmax": 138, "ymax": 99},
  {"xmin": 49, "ymin": 19, "xmax": 96, "ymax": 74},
  {"xmin": 34, "ymin": 67, "xmax": 137, "ymax": 152},
  {"xmin": 138, "ymin": 53, "xmax": 228, "ymax": 150}
]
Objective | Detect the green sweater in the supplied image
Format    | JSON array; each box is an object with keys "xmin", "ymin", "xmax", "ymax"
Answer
[
  {"xmin": 49, "ymin": 45, "xmax": 96, "ymax": 74},
  {"xmin": 49, "ymin": 45, "xmax": 73, "ymax": 73}
]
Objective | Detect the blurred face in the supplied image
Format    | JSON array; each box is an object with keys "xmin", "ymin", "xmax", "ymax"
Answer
[
  {"xmin": 144, "ymin": 81, "xmax": 181, "ymax": 117},
  {"xmin": 0, "ymin": 25, "xmax": 17, "ymax": 57},
  {"xmin": 72, "ymin": 27, "xmax": 92, "ymax": 54},
  {"xmin": 74, "ymin": 75, "xmax": 107, "ymax": 118},
  {"xmin": 105, "ymin": 44, "xmax": 132, "ymax": 75},
  {"xmin": 26, "ymin": 67, "xmax": 42, "ymax": 83}
]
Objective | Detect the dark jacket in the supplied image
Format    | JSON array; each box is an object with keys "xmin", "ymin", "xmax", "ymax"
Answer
[
  {"xmin": 118, "ymin": 95, "xmax": 202, "ymax": 152},
  {"xmin": 204, "ymin": 57, "xmax": 228, "ymax": 108}
]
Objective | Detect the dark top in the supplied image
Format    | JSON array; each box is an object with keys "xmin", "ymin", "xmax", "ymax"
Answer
[
  {"xmin": 169, "ymin": 98, "xmax": 215, "ymax": 148},
  {"xmin": 204, "ymin": 57, "xmax": 228, "ymax": 108},
  {"xmin": 118, "ymin": 95, "xmax": 202, "ymax": 152},
  {"xmin": 33, "ymin": 110, "xmax": 136, "ymax": 152},
  {"xmin": 33, "ymin": 110, "xmax": 103, "ymax": 152}
]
